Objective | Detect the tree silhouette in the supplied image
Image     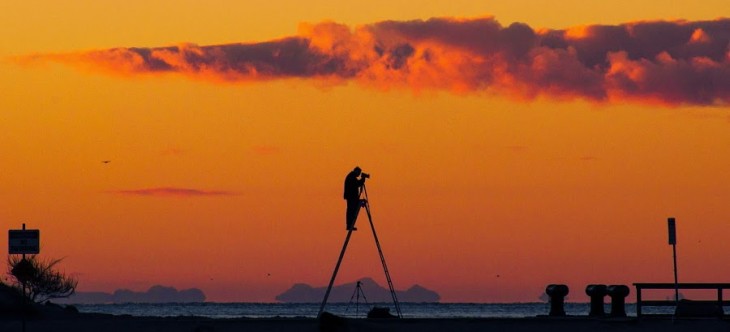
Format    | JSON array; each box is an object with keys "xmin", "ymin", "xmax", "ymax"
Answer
[{"xmin": 7, "ymin": 255, "xmax": 77, "ymax": 303}]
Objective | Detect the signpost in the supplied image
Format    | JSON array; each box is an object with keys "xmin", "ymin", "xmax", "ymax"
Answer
[
  {"xmin": 667, "ymin": 218, "xmax": 679, "ymax": 306},
  {"xmin": 8, "ymin": 223, "xmax": 39, "ymax": 332},
  {"xmin": 9, "ymin": 226, "xmax": 40, "ymax": 255}
]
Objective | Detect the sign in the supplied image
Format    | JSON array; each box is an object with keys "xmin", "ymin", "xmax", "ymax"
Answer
[
  {"xmin": 667, "ymin": 217, "xmax": 676, "ymax": 245},
  {"xmin": 8, "ymin": 229, "xmax": 40, "ymax": 254}
]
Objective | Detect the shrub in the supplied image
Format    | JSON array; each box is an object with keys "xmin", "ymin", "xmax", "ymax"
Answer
[{"xmin": 7, "ymin": 255, "xmax": 77, "ymax": 303}]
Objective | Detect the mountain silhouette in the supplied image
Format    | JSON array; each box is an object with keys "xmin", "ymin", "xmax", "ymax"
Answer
[
  {"xmin": 55, "ymin": 285, "xmax": 206, "ymax": 304},
  {"xmin": 275, "ymin": 277, "xmax": 440, "ymax": 303}
]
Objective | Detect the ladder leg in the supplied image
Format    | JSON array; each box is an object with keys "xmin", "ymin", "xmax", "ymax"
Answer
[
  {"xmin": 363, "ymin": 201, "xmax": 402, "ymax": 318},
  {"xmin": 318, "ymin": 230, "xmax": 354, "ymax": 318}
]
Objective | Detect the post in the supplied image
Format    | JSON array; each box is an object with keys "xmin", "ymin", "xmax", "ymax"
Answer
[
  {"xmin": 585, "ymin": 284, "xmax": 607, "ymax": 317},
  {"xmin": 21, "ymin": 223, "xmax": 27, "ymax": 332},
  {"xmin": 668, "ymin": 218, "xmax": 679, "ymax": 306},
  {"xmin": 672, "ymin": 245, "xmax": 678, "ymax": 303},
  {"xmin": 718, "ymin": 288, "xmax": 723, "ymax": 311},
  {"xmin": 607, "ymin": 285, "xmax": 630, "ymax": 317},
  {"xmin": 21, "ymin": 223, "xmax": 27, "ymax": 302},
  {"xmin": 545, "ymin": 284, "xmax": 569, "ymax": 316}
]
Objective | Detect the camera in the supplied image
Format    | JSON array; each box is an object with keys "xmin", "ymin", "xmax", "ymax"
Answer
[{"xmin": 361, "ymin": 173, "xmax": 370, "ymax": 179}]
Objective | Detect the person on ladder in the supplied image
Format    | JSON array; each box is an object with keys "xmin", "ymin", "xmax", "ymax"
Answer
[{"xmin": 343, "ymin": 166, "xmax": 369, "ymax": 231}]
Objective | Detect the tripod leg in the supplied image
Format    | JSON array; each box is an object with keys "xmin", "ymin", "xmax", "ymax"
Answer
[{"xmin": 318, "ymin": 229, "xmax": 354, "ymax": 318}]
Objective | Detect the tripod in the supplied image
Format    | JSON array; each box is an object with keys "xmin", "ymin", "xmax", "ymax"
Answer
[
  {"xmin": 317, "ymin": 183, "xmax": 402, "ymax": 318},
  {"xmin": 345, "ymin": 281, "xmax": 369, "ymax": 317}
]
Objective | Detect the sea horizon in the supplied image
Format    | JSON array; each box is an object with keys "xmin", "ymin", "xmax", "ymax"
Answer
[{"xmin": 69, "ymin": 302, "xmax": 678, "ymax": 319}]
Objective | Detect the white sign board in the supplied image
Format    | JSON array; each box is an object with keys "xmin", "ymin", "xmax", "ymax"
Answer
[{"xmin": 8, "ymin": 229, "xmax": 40, "ymax": 254}]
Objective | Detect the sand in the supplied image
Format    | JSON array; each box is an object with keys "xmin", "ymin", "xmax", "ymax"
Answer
[{"xmin": 1, "ymin": 314, "xmax": 729, "ymax": 332}]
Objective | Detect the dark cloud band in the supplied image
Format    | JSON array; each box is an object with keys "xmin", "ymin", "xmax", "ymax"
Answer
[{"xmin": 20, "ymin": 16, "xmax": 730, "ymax": 106}]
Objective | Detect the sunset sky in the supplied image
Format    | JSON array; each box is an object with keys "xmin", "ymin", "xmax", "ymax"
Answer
[{"xmin": 2, "ymin": 1, "xmax": 729, "ymax": 303}]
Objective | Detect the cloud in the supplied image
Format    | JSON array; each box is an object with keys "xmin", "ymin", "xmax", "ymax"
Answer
[
  {"xmin": 160, "ymin": 147, "xmax": 186, "ymax": 156},
  {"xmin": 505, "ymin": 145, "xmax": 528, "ymax": 152},
  {"xmin": 252, "ymin": 145, "xmax": 281, "ymax": 155},
  {"xmin": 580, "ymin": 155, "xmax": 600, "ymax": 161},
  {"xmin": 17, "ymin": 16, "xmax": 730, "ymax": 106},
  {"xmin": 110, "ymin": 187, "xmax": 236, "ymax": 197}
]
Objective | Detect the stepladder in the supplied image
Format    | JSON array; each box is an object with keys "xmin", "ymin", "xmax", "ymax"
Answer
[{"xmin": 318, "ymin": 183, "xmax": 402, "ymax": 318}]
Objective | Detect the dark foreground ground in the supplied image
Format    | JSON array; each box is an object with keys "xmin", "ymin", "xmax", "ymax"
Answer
[{"xmin": 1, "ymin": 314, "xmax": 729, "ymax": 332}]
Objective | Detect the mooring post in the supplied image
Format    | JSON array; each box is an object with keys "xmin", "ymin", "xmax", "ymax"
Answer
[
  {"xmin": 607, "ymin": 285, "xmax": 630, "ymax": 317},
  {"xmin": 546, "ymin": 284, "xmax": 569, "ymax": 316},
  {"xmin": 586, "ymin": 284, "xmax": 608, "ymax": 317}
]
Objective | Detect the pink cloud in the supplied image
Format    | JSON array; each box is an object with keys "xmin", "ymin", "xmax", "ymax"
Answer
[
  {"xmin": 160, "ymin": 147, "xmax": 186, "ymax": 156},
  {"xmin": 252, "ymin": 145, "xmax": 281, "ymax": 156},
  {"xmin": 109, "ymin": 187, "xmax": 237, "ymax": 197},
  {"xmin": 505, "ymin": 145, "xmax": 528, "ymax": 152}
]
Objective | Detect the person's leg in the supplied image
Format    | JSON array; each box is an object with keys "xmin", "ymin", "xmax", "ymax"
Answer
[{"xmin": 346, "ymin": 199, "xmax": 360, "ymax": 230}]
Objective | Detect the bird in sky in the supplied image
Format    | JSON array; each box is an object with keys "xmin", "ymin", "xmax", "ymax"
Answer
[{"xmin": 102, "ymin": 160, "xmax": 111, "ymax": 164}]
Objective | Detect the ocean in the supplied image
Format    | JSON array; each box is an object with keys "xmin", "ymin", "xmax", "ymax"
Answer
[{"xmin": 71, "ymin": 302, "xmax": 675, "ymax": 319}]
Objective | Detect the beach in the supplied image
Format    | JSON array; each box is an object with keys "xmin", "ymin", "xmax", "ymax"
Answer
[{"xmin": 1, "ymin": 315, "xmax": 729, "ymax": 332}]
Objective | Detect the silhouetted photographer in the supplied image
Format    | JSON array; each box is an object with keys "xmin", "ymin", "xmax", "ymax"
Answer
[
  {"xmin": 321, "ymin": 167, "xmax": 401, "ymax": 318},
  {"xmin": 343, "ymin": 166, "xmax": 369, "ymax": 231}
]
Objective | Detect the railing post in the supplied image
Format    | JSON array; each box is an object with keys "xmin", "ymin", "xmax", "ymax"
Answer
[{"xmin": 718, "ymin": 288, "xmax": 723, "ymax": 311}]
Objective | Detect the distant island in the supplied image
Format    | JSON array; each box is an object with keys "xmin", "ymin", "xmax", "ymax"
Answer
[
  {"xmin": 55, "ymin": 285, "xmax": 206, "ymax": 304},
  {"xmin": 276, "ymin": 277, "xmax": 440, "ymax": 303}
]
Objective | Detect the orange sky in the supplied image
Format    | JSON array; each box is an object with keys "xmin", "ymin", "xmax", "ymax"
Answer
[{"xmin": 1, "ymin": 1, "xmax": 729, "ymax": 303}]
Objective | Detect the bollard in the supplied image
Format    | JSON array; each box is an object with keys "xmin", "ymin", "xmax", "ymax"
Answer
[
  {"xmin": 607, "ymin": 285, "xmax": 630, "ymax": 317},
  {"xmin": 585, "ymin": 284, "xmax": 608, "ymax": 317},
  {"xmin": 545, "ymin": 284, "xmax": 569, "ymax": 316}
]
